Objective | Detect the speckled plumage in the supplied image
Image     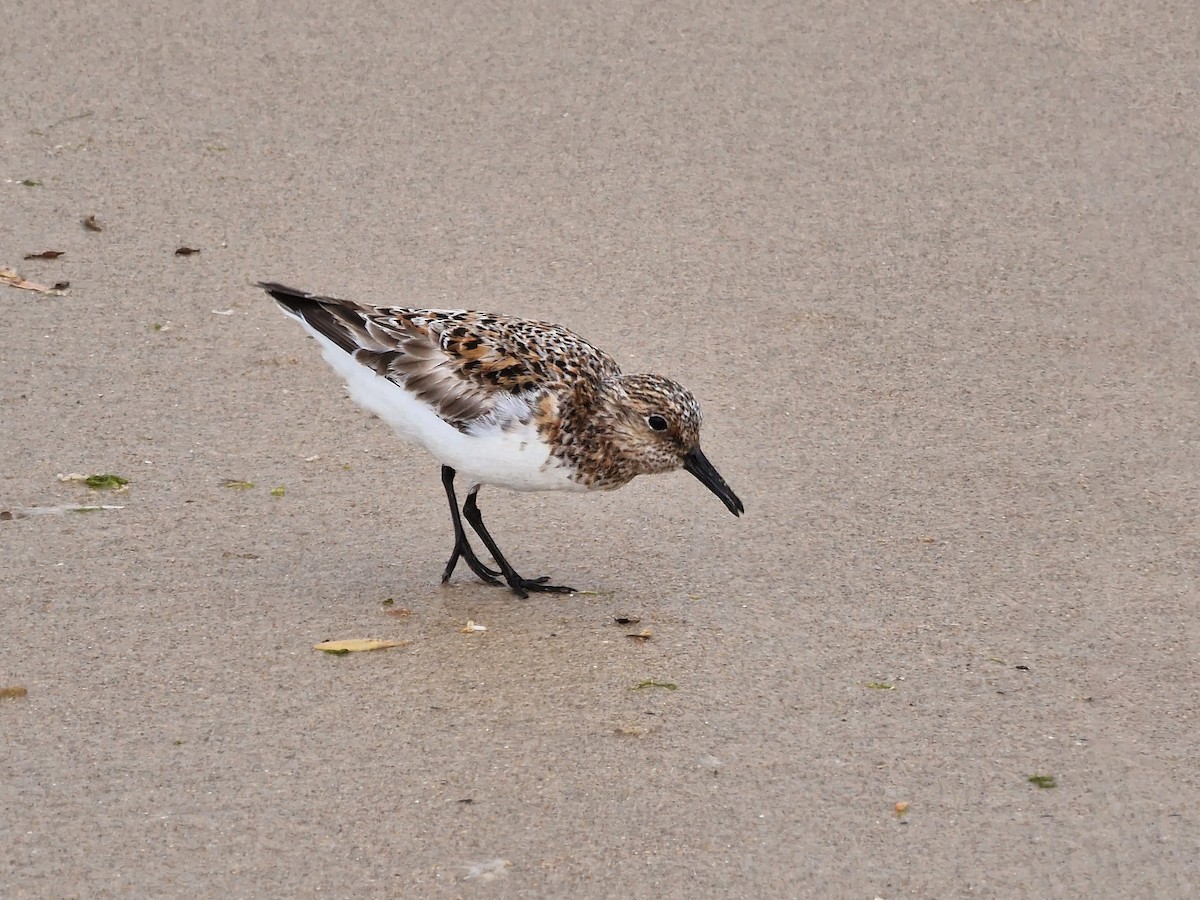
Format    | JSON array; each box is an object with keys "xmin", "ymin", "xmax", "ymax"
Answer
[{"xmin": 261, "ymin": 281, "xmax": 743, "ymax": 597}]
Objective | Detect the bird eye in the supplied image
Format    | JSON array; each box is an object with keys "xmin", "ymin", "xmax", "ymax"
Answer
[{"xmin": 646, "ymin": 414, "xmax": 669, "ymax": 432}]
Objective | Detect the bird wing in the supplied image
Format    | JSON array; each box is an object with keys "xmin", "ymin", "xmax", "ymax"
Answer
[{"xmin": 262, "ymin": 282, "xmax": 619, "ymax": 429}]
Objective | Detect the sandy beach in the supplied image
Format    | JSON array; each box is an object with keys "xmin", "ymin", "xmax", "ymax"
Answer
[{"xmin": 2, "ymin": 0, "xmax": 1197, "ymax": 895}]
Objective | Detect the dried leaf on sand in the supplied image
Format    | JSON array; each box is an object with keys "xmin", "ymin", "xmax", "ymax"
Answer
[
  {"xmin": 1, "ymin": 266, "xmax": 62, "ymax": 294},
  {"xmin": 632, "ymin": 680, "xmax": 677, "ymax": 691},
  {"xmin": 314, "ymin": 639, "xmax": 409, "ymax": 654}
]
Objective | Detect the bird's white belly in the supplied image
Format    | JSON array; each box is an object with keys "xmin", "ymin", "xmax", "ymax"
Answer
[
  {"xmin": 450, "ymin": 421, "xmax": 582, "ymax": 492},
  {"xmin": 308, "ymin": 327, "xmax": 582, "ymax": 493}
]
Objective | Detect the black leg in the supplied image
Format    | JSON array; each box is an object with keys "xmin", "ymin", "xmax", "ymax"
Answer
[
  {"xmin": 461, "ymin": 489, "xmax": 575, "ymax": 598},
  {"xmin": 440, "ymin": 466, "xmax": 501, "ymax": 585}
]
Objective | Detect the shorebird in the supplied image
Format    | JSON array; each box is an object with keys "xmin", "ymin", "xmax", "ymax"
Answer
[{"xmin": 262, "ymin": 282, "xmax": 743, "ymax": 597}]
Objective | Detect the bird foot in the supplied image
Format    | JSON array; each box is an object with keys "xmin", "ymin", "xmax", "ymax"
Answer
[{"xmin": 506, "ymin": 575, "xmax": 576, "ymax": 599}]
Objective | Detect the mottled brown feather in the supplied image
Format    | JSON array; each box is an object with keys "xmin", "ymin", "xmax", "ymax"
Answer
[{"xmin": 261, "ymin": 282, "xmax": 620, "ymax": 430}]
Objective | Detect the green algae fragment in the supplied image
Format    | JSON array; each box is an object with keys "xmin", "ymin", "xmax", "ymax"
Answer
[
  {"xmin": 85, "ymin": 474, "xmax": 128, "ymax": 489},
  {"xmin": 633, "ymin": 680, "xmax": 677, "ymax": 691}
]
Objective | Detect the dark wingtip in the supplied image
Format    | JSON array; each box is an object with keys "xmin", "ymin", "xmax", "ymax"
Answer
[
  {"xmin": 260, "ymin": 281, "xmax": 361, "ymax": 355},
  {"xmin": 258, "ymin": 281, "xmax": 314, "ymax": 314}
]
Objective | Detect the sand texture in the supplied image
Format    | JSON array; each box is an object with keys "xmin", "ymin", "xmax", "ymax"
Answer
[{"xmin": 2, "ymin": 0, "xmax": 1198, "ymax": 896}]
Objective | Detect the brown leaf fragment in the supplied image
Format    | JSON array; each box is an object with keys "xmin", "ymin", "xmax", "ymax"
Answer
[
  {"xmin": 174, "ymin": 246, "xmax": 200, "ymax": 256},
  {"xmin": 385, "ymin": 607, "xmax": 413, "ymax": 618},
  {"xmin": 23, "ymin": 250, "xmax": 64, "ymax": 260},
  {"xmin": 0, "ymin": 685, "xmax": 29, "ymax": 700},
  {"xmin": 82, "ymin": 214, "xmax": 103, "ymax": 232},
  {"xmin": 626, "ymin": 628, "xmax": 653, "ymax": 642}
]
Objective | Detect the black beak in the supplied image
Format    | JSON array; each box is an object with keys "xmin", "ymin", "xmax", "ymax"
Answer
[{"xmin": 683, "ymin": 446, "xmax": 744, "ymax": 517}]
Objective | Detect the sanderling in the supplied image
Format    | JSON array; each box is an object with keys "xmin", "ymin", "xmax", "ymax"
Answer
[{"xmin": 261, "ymin": 282, "xmax": 743, "ymax": 597}]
